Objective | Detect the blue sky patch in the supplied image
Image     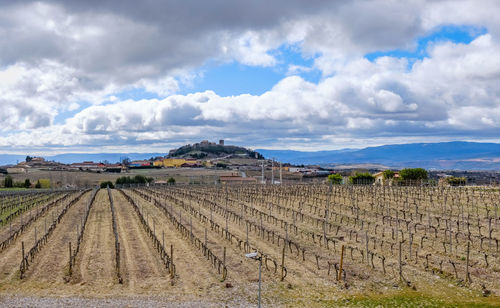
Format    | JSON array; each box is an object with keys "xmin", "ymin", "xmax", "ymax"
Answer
[
  {"xmin": 181, "ymin": 44, "xmax": 321, "ymax": 96},
  {"xmin": 365, "ymin": 25, "xmax": 488, "ymax": 63},
  {"xmin": 113, "ymin": 88, "xmax": 161, "ymax": 101},
  {"xmin": 53, "ymin": 102, "xmax": 92, "ymax": 125}
]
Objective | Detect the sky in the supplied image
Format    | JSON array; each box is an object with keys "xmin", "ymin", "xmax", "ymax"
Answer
[{"xmin": 0, "ymin": 0, "xmax": 499, "ymax": 154}]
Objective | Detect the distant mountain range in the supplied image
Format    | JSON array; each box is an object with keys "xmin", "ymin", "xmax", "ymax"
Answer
[
  {"xmin": 257, "ymin": 141, "xmax": 500, "ymax": 170},
  {"xmin": 1, "ymin": 142, "xmax": 499, "ymax": 170}
]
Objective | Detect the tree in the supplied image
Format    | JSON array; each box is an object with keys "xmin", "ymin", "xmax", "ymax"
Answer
[
  {"xmin": 24, "ymin": 179, "xmax": 31, "ymax": 188},
  {"xmin": 133, "ymin": 175, "xmax": 147, "ymax": 184},
  {"xmin": 100, "ymin": 181, "xmax": 115, "ymax": 189},
  {"xmin": 38, "ymin": 179, "xmax": 51, "ymax": 188},
  {"xmin": 25, "ymin": 156, "xmax": 33, "ymax": 162},
  {"xmin": 4, "ymin": 175, "xmax": 13, "ymax": 188},
  {"xmin": 35, "ymin": 180, "xmax": 42, "ymax": 189},
  {"xmin": 216, "ymin": 162, "xmax": 227, "ymax": 169},
  {"xmin": 399, "ymin": 168, "xmax": 428, "ymax": 183},
  {"xmin": 382, "ymin": 170, "xmax": 395, "ymax": 180},
  {"xmin": 327, "ymin": 173, "xmax": 343, "ymax": 185},
  {"xmin": 349, "ymin": 172, "xmax": 375, "ymax": 185},
  {"xmin": 167, "ymin": 177, "xmax": 176, "ymax": 185}
]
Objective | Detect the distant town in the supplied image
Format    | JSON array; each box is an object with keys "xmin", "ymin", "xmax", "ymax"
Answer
[{"xmin": 1, "ymin": 140, "xmax": 499, "ymax": 188}]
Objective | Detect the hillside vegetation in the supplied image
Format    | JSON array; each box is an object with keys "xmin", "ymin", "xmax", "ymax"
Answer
[{"xmin": 169, "ymin": 143, "xmax": 264, "ymax": 159}]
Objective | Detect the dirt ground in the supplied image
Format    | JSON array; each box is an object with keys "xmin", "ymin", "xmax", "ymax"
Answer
[
  {"xmin": 0, "ymin": 187, "xmax": 499, "ymax": 307},
  {"xmin": 72, "ymin": 190, "xmax": 116, "ymax": 290}
]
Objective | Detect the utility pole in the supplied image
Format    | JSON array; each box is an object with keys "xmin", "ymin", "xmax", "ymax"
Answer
[
  {"xmin": 271, "ymin": 158, "xmax": 274, "ymax": 184},
  {"xmin": 279, "ymin": 162, "xmax": 282, "ymax": 185},
  {"xmin": 261, "ymin": 160, "xmax": 265, "ymax": 184}
]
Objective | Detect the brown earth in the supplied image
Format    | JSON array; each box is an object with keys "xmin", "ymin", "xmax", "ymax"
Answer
[
  {"xmin": 0, "ymin": 192, "xmax": 80, "ymax": 284},
  {"xmin": 72, "ymin": 190, "xmax": 115, "ymax": 290},
  {"xmin": 111, "ymin": 190, "xmax": 169, "ymax": 294}
]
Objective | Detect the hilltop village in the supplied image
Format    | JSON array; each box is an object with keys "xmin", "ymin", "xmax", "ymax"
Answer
[{"xmin": 0, "ymin": 140, "xmax": 325, "ymax": 187}]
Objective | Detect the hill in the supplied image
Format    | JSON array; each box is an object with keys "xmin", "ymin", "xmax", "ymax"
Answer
[{"xmin": 168, "ymin": 140, "xmax": 263, "ymax": 160}]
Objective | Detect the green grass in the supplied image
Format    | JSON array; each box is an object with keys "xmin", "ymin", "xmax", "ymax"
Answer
[
  {"xmin": 270, "ymin": 282, "xmax": 500, "ymax": 308},
  {"xmin": 0, "ymin": 188, "xmax": 27, "ymax": 191},
  {"xmin": 328, "ymin": 290, "xmax": 500, "ymax": 308}
]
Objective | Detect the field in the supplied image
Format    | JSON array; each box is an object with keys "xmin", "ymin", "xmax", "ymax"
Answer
[
  {"xmin": 0, "ymin": 184, "xmax": 499, "ymax": 307},
  {"xmin": 2, "ymin": 168, "xmax": 235, "ymax": 188}
]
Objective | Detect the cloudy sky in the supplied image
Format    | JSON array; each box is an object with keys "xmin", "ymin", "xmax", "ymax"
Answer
[{"xmin": 1, "ymin": 0, "xmax": 499, "ymax": 154}]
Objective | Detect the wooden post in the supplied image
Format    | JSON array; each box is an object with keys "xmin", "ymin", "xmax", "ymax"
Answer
[
  {"xmin": 466, "ymin": 241, "xmax": 471, "ymax": 283},
  {"xmin": 205, "ymin": 228, "xmax": 207, "ymax": 246},
  {"xmin": 399, "ymin": 241, "xmax": 403, "ymax": 282},
  {"xmin": 170, "ymin": 245, "xmax": 174, "ymax": 279},
  {"xmin": 281, "ymin": 245, "xmax": 286, "ymax": 281},
  {"xmin": 162, "ymin": 231, "xmax": 165, "ymax": 249},
  {"xmin": 223, "ymin": 247, "xmax": 226, "ymax": 274},
  {"xmin": 21, "ymin": 241, "xmax": 25, "ymax": 278},
  {"xmin": 260, "ymin": 215, "xmax": 263, "ymax": 238},
  {"xmin": 285, "ymin": 223, "xmax": 288, "ymax": 244},
  {"xmin": 365, "ymin": 231, "xmax": 368, "ymax": 264},
  {"xmin": 246, "ymin": 222, "xmax": 249, "ymax": 248},
  {"xmin": 69, "ymin": 241, "xmax": 72, "ymax": 276},
  {"xmin": 324, "ymin": 220, "xmax": 327, "ymax": 246},
  {"xmin": 338, "ymin": 245, "xmax": 345, "ymax": 281}
]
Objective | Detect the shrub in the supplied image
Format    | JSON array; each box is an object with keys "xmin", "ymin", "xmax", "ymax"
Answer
[
  {"xmin": 38, "ymin": 179, "xmax": 51, "ymax": 188},
  {"xmin": 327, "ymin": 173, "xmax": 343, "ymax": 185},
  {"xmin": 35, "ymin": 180, "xmax": 42, "ymax": 189},
  {"xmin": 446, "ymin": 176, "xmax": 466, "ymax": 186},
  {"xmin": 133, "ymin": 175, "xmax": 147, "ymax": 184},
  {"xmin": 116, "ymin": 176, "xmax": 131, "ymax": 185},
  {"xmin": 116, "ymin": 175, "xmax": 152, "ymax": 186},
  {"xmin": 382, "ymin": 170, "xmax": 395, "ymax": 180},
  {"xmin": 167, "ymin": 177, "xmax": 176, "ymax": 185},
  {"xmin": 216, "ymin": 162, "xmax": 227, "ymax": 169},
  {"xmin": 13, "ymin": 181, "xmax": 25, "ymax": 188},
  {"xmin": 349, "ymin": 172, "xmax": 375, "ymax": 185},
  {"xmin": 399, "ymin": 168, "xmax": 428, "ymax": 182},
  {"xmin": 24, "ymin": 179, "xmax": 31, "ymax": 188},
  {"xmin": 4, "ymin": 175, "xmax": 13, "ymax": 188},
  {"xmin": 100, "ymin": 181, "xmax": 115, "ymax": 189}
]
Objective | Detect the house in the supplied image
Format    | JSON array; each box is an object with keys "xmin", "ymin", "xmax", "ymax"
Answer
[
  {"xmin": 161, "ymin": 158, "xmax": 190, "ymax": 168},
  {"xmin": 219, "ymin": 175, "xmax": 258, "ymax": 184},
  {"xmin": 69, "ymin": 161, "xmax": 105, "ymax": 172},
  {"xmin": 180, "ymin": 162, "xmax": 202, "ymax": 168},
  {"xmin": 373, "ymin": 171, "xmax": 400, "ymax": 185},
  {"xmin": 153, "ymin": 159, "xmax": 164, "ymax": 167},
  {"xmin": 104, "ymin": 164, "xmax": 123, "ymax": 173},
  {"xmin": 7, "ymin": 167, "xmax": 26, "ymax": 174},
  {"xmin": 129, "ymin": 160, "xmax": 152, "ymax": 168}
]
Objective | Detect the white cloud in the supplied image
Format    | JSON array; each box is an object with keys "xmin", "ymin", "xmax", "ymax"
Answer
[{"xmin": 0, "ymin": 1, "xmax": 500, "ymax": 152}]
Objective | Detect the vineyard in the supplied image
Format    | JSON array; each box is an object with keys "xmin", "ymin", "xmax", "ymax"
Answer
[{"xmin": 0, "ymin": 184, "xmax": 499, "ymax": 307}]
